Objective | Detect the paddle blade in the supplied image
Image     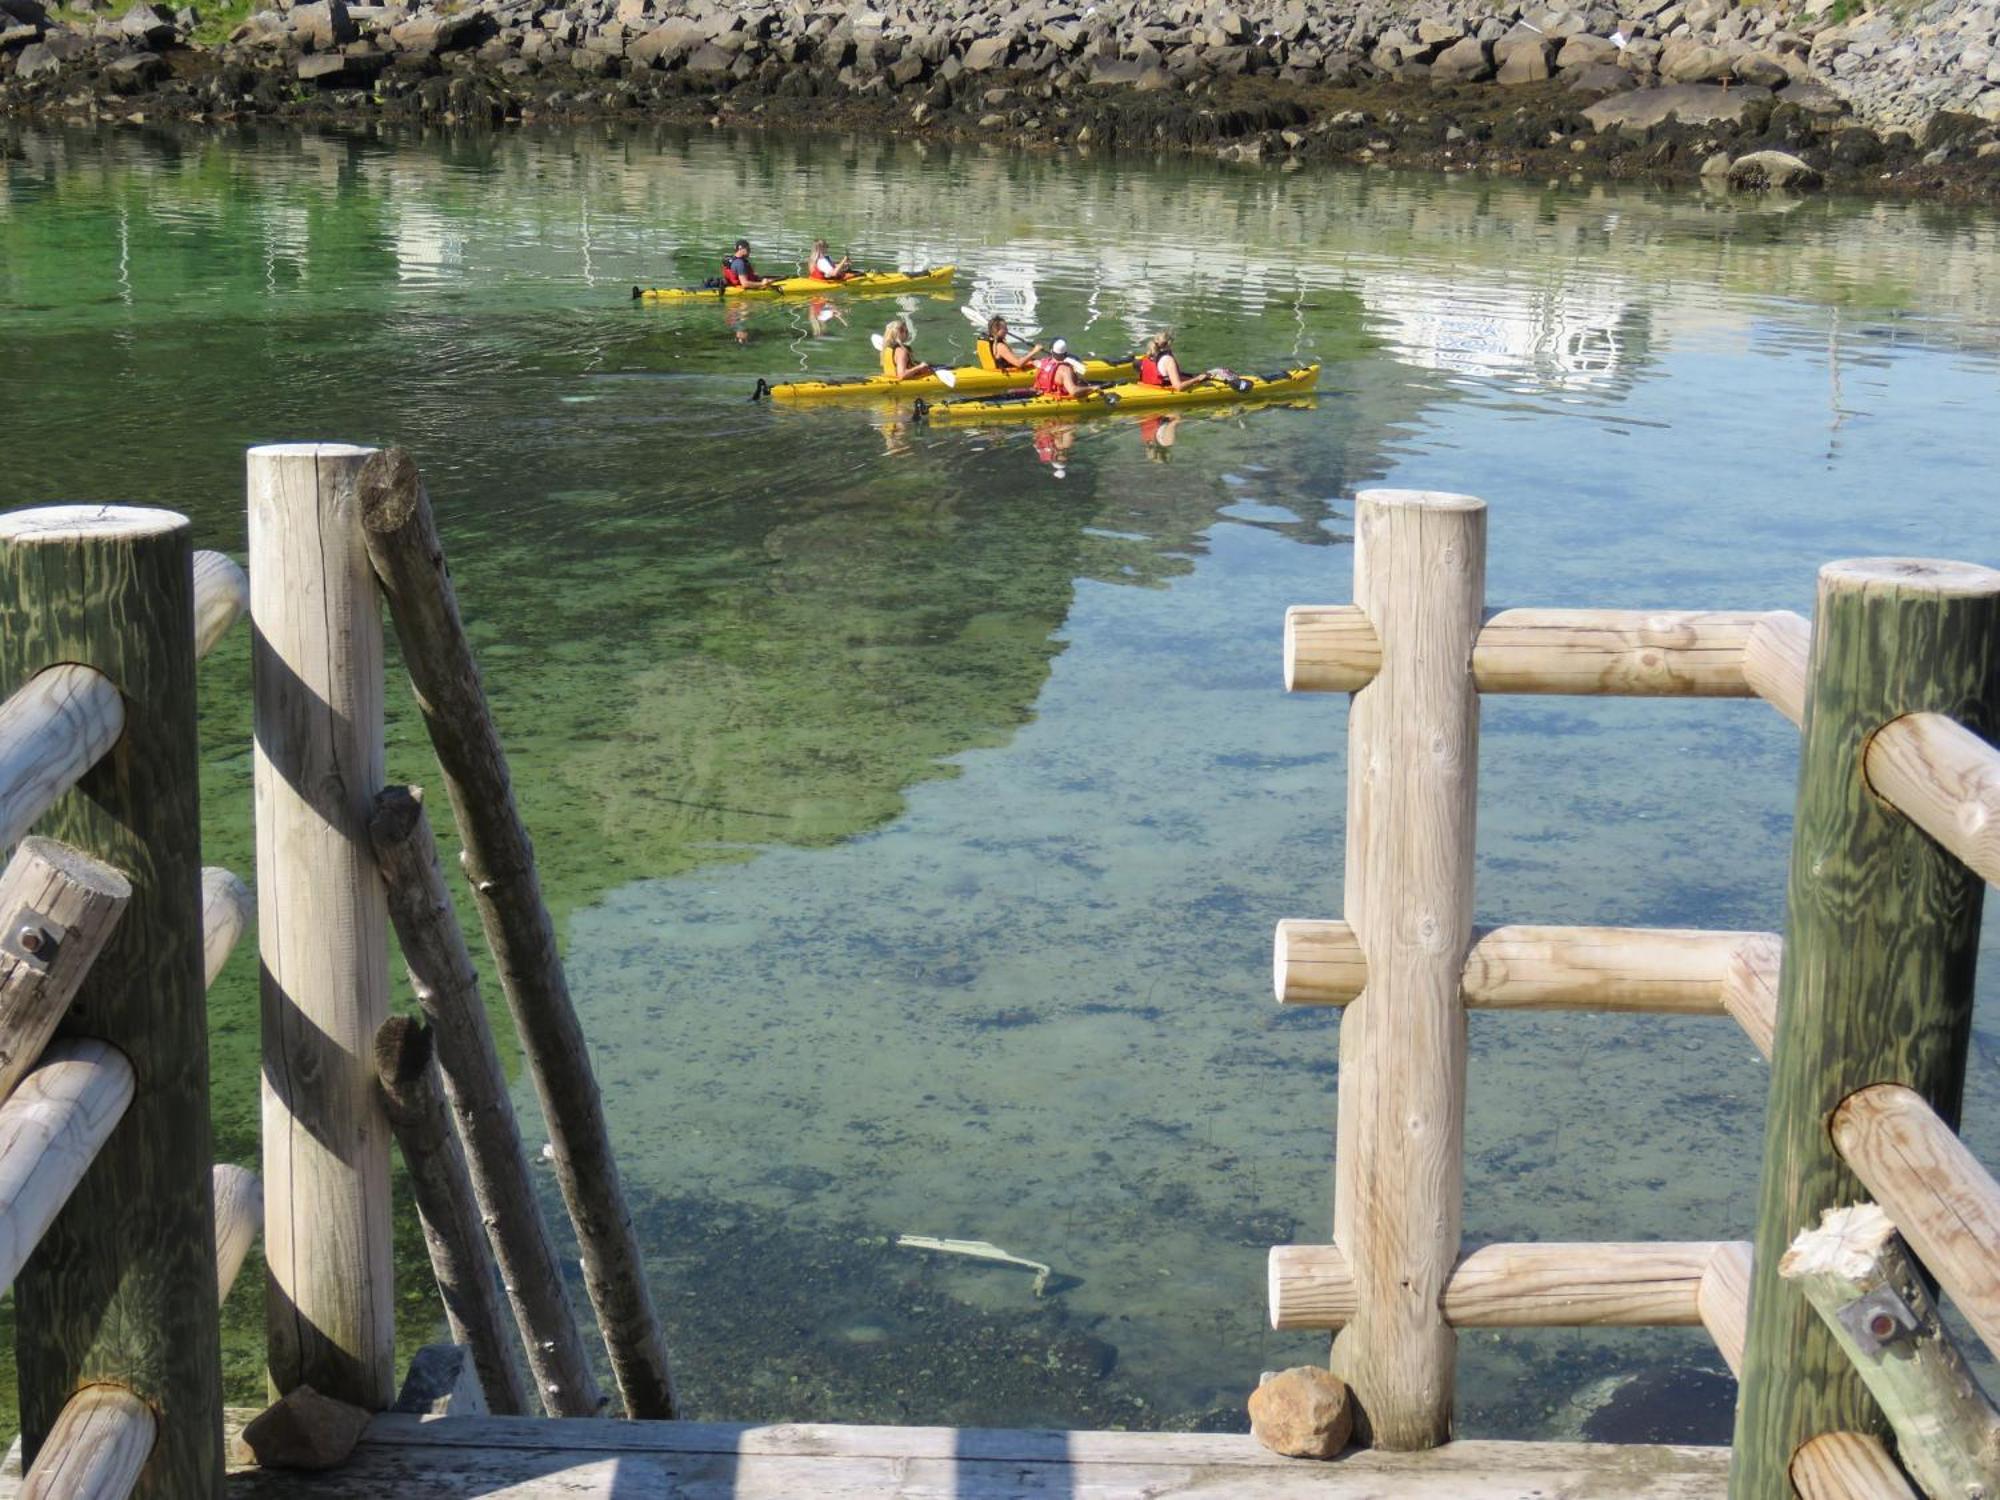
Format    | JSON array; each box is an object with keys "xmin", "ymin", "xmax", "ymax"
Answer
[
  {"xmin": 870, "ymin": 333, "xmax": 886, "ymax": 351},
  {"xmin": 960, "ymin": 305, "xmax": 986, "ymax": 328},
  {"xmin": 935, "ymin": 368, "xmax": 957, "ymax": 389}
]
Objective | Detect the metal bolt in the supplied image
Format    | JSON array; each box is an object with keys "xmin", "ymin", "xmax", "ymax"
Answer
[
  {"xmin": 17, "ymin": 926, "xmax": 44, "ymax": 954},
  {"xmin": 1868, "ymin": 1311, "xmax": 1898, "ymax": 1339}
]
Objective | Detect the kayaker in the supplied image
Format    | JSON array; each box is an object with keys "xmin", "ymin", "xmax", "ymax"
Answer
[
  {"xmin": 1032, "ymin": 338, "xmax": 1089, "ymax": 398},
  {"xmin": 880, "ymin": 318, "xmax": 937, "ymax": 381},
  {"xmin": 809, "ymin": 240, "xmax": 854, "ymax": 282},
  {"xmin": 1135, "ymin": 331, "xmax": 1235, "ymax": 392},
  {"xmin": 979, "ymin": 315, "xmax": 1043, "ymax": 372},
  {"xmin": 721, "ymin": 239, "xmax": 776, "ymax": 289}
]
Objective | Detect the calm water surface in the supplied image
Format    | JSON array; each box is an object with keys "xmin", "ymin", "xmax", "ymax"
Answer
[{"xmin": 5, "ymin": 123, "xmax": 2000, "ymax": 1439}]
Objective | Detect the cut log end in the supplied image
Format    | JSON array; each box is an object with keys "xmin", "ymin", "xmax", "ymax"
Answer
[
  {"xmin": 1780, "ymin": 1203, "xmax": 1897, "ymax": 1284},
  {"xmin": 357, "ymin": 447, "xmax": 426, "ymax": 534},
  {"xmin": 16, "ymin": 837, "xmax": 134, "ymax": 902},
  {"xmin": 373, "ymin": 1015, "xmax": 434, "ymax": 1089},
  {"xmin": 368, "ymin": 784, "xmax": 428, "ymax": 854},
  {"xmin": 1354, "ymin": 487, "xmax": 1486, "ymax": 515},
  {"xmin": 1820, "ymin": 558, "xmax": 2000, "ymax": 599},
  {"xmin": 0, "ymin": 505, "xmax": 188, "ymax": 544}
]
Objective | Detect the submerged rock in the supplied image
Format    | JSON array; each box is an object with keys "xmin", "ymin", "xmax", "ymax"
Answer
[{"xmin": 1727, "ymin": 148, "xmax": 1824, "ymax": 191}]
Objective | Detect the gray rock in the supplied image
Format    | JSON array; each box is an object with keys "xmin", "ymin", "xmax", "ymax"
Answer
[
  {"xmin": 289, "ymin": 0, "xmax": 353, "ymax": 51},
  {"xmin": 1555, "ymin": 33, "xmax": 1618, "ymax": 67},
  {"xmin": 1416, "ymin": 16, "xmax": 1461, "ymax": 44},
  {"xmin": 11, "ymin": 35, "xmax": 58, "ymax": 71},
  {"xmin": 683, "ymin": 38, "xmax": 731, "ymax": 70},
  {"xmin": 1581, "ymin": 81, "xmax": 1773, "ymax": 130},
  {"xmin": 962, "ymin": 30, "xmax": 1012, "ymax": 69},
  {"xmin": 1429, "ymin": 34, "xmax": 1491, "ymax": 81},
  {"xmin": 116, "ymin": 2, "xmax": 173, "ymax": 43},
  {"xmin": 393, "ymin": 1344, "xmax": 489, "ymax": 1418},
  {"xmin": 104, "ymin": 46, "xmax": 167, "ymax": 85},
  {"xmin": 1730, "ymin": 49, "xmax": 1788, "ymax": 86},
  {"xmin": 627, "ymin": 19, "xmax": 699, "ymax": 65},
  {"xmin": 241, "ymin": 1387, "xmax": 371, "ymax": 1471},
  {"xmin": 1497, "ymin": 38, "xmax": 1553, "ymax": 82},
  {"xmin": 1726, "ymin": 147, "xmax": 1824, "ymax": 189},
  {"xmin": 1565, "ymin": 60, "xmax": 1634, "ymax": 93},
  {"xmin": 1661, "ymin": 40, "xmax": 1734, "ymax": 81},
  {"xmin": 0, "ymin": 0, "xmax": 48, "ymax": 25},
  {"xmin": 1249, "ymin": 1367, "xmax": 1354, "ymax": 1460},
  {"xmin": 0, "ymin": 21, "xmax": 40, "ymax": 46},
  {"xmin": 1780, "ymin": 76, "xmax": 1849, "ymax": 116},
  {"xmin": 388, "ymin": 9, "xmax": 479, "ymax": 51}
]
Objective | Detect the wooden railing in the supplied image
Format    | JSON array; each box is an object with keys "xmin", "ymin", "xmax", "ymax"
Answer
[
  {"xmin": 1274, "ymin": 491, "xmax": 2000, "ymax": 1498},
  {"xmin": 0, "ymin": 510, "xmax": 256, "ymax": 1499}
]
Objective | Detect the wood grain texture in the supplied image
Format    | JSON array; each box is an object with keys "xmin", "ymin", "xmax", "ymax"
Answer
[
  {"xmin": 1271, "ymin": 918, "xmax": 1367, "ymax": 1005},
  {"xmin": 1732, "ymin": 557, "xmax": 2000, "ymax": 1500},
  {"xmin": 212, "ymin": 1164, "xmax": 261, "ymax": 1304},
  {"xmin": 1331, "ymin": 489, "xmax": 1483, "ymax": 1450},
  {"xmin": 1283, "ymin": 604, "xmax": 1381, "ymax": 693},
  {"xmin": 1720, "ymin": 935, "xmax": 1780, "ymax": 1061},
  {"xmin": 1780, "ymin": 1202, "xmax": 2000, "ymax": 1500},
  {"xmin": 0, "ymin": 840, "xmax": 130, "ymax": 1105},
  {"xmin": 1832, "ymin": 1083, "xmax": 2000, "ymax": 1364},
  {"xmin": 1789, "ymin": 1433, "xmax": 1918, "ymax": 1500},
  {"xmin": 1697, "ymin": 1242, "xmax": 1752, "ymax": 1377},
  {"xmin": 357, "ymin": 448, "xmax": 673, "ymax": 1419},
  {"xmin": 191, "ymin": 551, "xmax": 248, "ymax": 662},
  {"xmin": 248, "ymin": 444, "xmax": 395, "ymax": 1412},
  {"xmin": 1271, "ymin": 1240, "xmax": 1725, "ymax": 1331},
  {"xmin": 0, "ymin": 667, "xmax": 124, "ymax": 854},
  {"xmin": 373, "ymin": 1018, "xmax": 530, "ymax": 1418},
  {"xmin": 0, "ymin": 1042, "xmax": 134, "ymax": 1290},
  {"xmin": 19, "ymin": 1386, "xmax": 154, "ymax": 1500},
  {"xmin": 1865, "ymin": 710, "xmax": 2000, "ymax": 888},
  {"xmin": 1744, "ymin": 611, "xmax": 1810, "ymax": 729},
  {"xmin": 199, "ymin": 868, "xmax": 250, "ymax": 992},
  {"xmin": 0, "ymin": 504, "xmax": 224, "ymax": 1499},
  {"xmin": 370, "ymin": 786, "xmax": 603, "ymax": 1418}
]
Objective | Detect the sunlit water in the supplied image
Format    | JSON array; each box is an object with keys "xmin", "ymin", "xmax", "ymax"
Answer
[{"xmin": 5, "ymin": 123, "xmax": 2000, "ymax": 1440}]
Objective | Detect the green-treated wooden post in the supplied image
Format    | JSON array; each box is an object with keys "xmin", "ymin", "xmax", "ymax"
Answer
[
  {"xmin": 0, "ymin": 507, "xmax": 223, "ymax": 1497},
  {"xmin": 1731, "ymin": 558, "xmax": 2000, "ymax": 1500}
]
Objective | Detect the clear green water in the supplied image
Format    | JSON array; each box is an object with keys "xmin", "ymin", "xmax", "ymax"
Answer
[{"xmin": 4, "ymin": 123, "xmax": 2000, "ymax": 1441}]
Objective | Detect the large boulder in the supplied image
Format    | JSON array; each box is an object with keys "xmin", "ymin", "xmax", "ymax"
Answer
[
  {"xmin": 289, "ymin": 0, "xmax": 353, "ymax": 51},
  {"xmin": 388, "ymin": 10, "xmax": 482, "ymax": 54},
  {"xmin": 1429, "ymin": 35, "xmax": 1491, "ymax": 83},
  {"xmin": 962, "ymin": 31, "xmax": 1014, "ymax": 70},
  {"xmin": 1555, "ymin": 33, "xmax": 1618, "ymax": 68},
  {"xmin": 241, "ymin": 1387, "xmax": 370, "ymax": 1471},
  {"xmin": 1566, "ymin": 61, "xmax": 1634, "ymax": 95},
  {"xmin": 11, "ymin": 36, "xmax": 59, "ymax": 73},
  {"xmin": 1249, "ymin": 1368, "xmax": 1354, "ymax": 1460},
  {"xmin": 104, "ymin": 47, "xmax": 167, "ymax": 87},
  {"xmin": 1497, "ymin": 39, "xmax": 1552, "ymax": 84},
  {"xmin": 115, "ymin": 2, "xmax": 173, "ymax": 44},
  {"xmin": 628, "ymin": 19, "xmax": 700, "ymax": 66},
  {"xmin": 1582, "ymin": 83, "xmax": 1773, "ymax": 131},
  {"xmin": 1729, "ymin": 50, "xmax": 1789, "ymax": 87},
  {"xmin": 1726, "ymin": 149, "xmax": 1823, "ymax": 190},
  {"xmin": 1661, "ymin": 41, "xmax": 1735, "ymax": 83},
  {"xmin": 0, "ymin": 21, "xmax": 40, "ymax": 46}
]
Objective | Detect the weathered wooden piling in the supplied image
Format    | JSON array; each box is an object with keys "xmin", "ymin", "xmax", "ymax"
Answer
[
  {"xmin": 0, "ymin": 506, "xmax": 224, "ymax": 1496},
  {"xmin": 1328, "ymin": 490, "xmax": 1484, "ymax": 1450},
  {"xmin": 249, "ymin": 444, "xmax": 395, "ymax": 1410},
  {"xmin": 357, "ymin": 449, "xmax": 674, "ymax": 1419},
  {"xmin": 1731, "ymin": 558, "xmax": 2000, "ymax": 1499},
  {"xmin": 374, "ymin": 1016, "xmax": 531, "ymax": 1418},
  {"xmin": 371, "ymin": 785, "xmax": 605, "ymax": 1418}
]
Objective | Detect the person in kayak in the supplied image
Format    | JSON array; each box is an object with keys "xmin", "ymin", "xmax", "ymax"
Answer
[
  {"xmin": 721, "ymin": 240, "xmax": 776, "ymax": 289},
  {"xmin": 808, "ymin": 240, "xmax": 854, "ymax": 281},
  {"xmin": 979, "ymin": 315, "xmax": 1044, "ymax": 372},
  {"xmin": 1135, "ymin": 331, "xmax": 1237, "ymax": 392},
  {"xmin": 1032, "ymin": 338, "xmax": 1089, "ymax": 398},
  {"xmin": 880, "ymin": 318, "xmax": 937, "ymax": 381}
]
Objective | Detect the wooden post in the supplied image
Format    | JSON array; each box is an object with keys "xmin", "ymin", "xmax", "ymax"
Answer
[
  {"xmin": 373, "ymin": 1017, "xmax": 531, "ymax": 1418},
  {"xmin": 1781, "ymin": 1203, "xmax": 2000, "ymax": 1500},
  {"xmin": 0, "ymin": 840, "xmax": 131, "ymax": 1105},
  {"xmin": 371, "ymin": 786, "xmax": 604, "ymax": 1418},
  {"xmin": 249, "ymin": 443, "xmax": 395, "ymax": 1411},
  {"xmin": 0, "ymin": 506, "xmax": 224, "ymax": 1496},
  {"xmin": 1328, "ymin": 489, "xmax": 1483, "ymax": 1450},
  {"xmin": 357, "ymin": 449, "xmax": 674, "ymax": 1418},
  {"xmin": 1732, "ymin": 559, "xmax": 2000, "ymax": 1500}
]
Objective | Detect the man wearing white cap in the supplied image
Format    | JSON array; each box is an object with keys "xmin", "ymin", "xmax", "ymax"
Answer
[{"xmin": 1031, "ymin": 337, "xmax": 1091, "ymax": 398}]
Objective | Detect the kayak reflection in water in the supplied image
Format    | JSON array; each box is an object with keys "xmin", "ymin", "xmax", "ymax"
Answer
[
  {"xmin": 1140, "ymin": 413, "xmax": 1180, "ymax": 459},
  {"xmin": 1033, "ymin": 422, "xmax": 1076, "ymax": 479},
  {"xmin": 724, "ymin": 301, "xmax": 753, "ymax": 345},
  {"xmin": 880, "ymin": 318, "xmax": 937, "ymax": 381},
  {"xmin": 1136, "ymin": 330, "xmax": 1238, "ymax": 392}
]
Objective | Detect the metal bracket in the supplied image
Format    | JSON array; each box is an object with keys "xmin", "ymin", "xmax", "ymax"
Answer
[
  {"xmin": 1, "ymin": 909, "xmax": 65, "ymax": 973},
  {"xmin": 1837, "ymin": 1284, "xmax": 1922, "ymax": 1358}
]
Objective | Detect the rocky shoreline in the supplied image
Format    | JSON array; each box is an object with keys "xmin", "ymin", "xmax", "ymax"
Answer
[{"xmin": 5, "ymin": 0, "xmax": 2000, "ymax": 201}]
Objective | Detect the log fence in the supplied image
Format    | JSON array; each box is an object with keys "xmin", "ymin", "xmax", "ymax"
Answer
[{"xmin": 1278, "ymin": 491, "xmax": 2000, "ymax": 1497}]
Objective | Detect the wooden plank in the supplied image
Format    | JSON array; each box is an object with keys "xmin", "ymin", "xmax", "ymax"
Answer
[
  {"xmin": 357, "ymin": 448, "xmax": 672, "ymax": 1419},
  {"xmin": 369, "ymin": 785, "xmax": 603, "ymax": 1418},
  {"xmin": 191, "ymin": 551, "xmax": 248, "ymax": 662},
  {"xmin": 1865, "ymin": 709, "xmax": 2000, "ymax": 889},
  {"xmin": 0, "ymin": 1042, "xmax": 134, "ymax": 1291},
  {"xmin": 1832, "ymin": 1083, "xmax": 2000, "ymax": 1364},
  {"xmin": 1271, "ymin": 1241, "xmax": 1725, "ymax": 1331},
  {"xmin": 1733, "ymin": 557, "xmax": 2000, "ymax": 1500},
  {"xmin": 0, "ymin": 667, "xmax": 124, "ymax": 854},
  {"xmin": 0, "ymin": 505, "xmax": 224, "ymax": 1498},
  {"xmin": 1743, "ymin": 610, "xmax": 1810, "ymax": 729},
  {"xmin": 249, "ymin": 442, "xmax": 394, "ymax": 1411},
  {"xmin": 1331, "ymin": 489, "xmax": 1483, "ymax": 1450},
  {"xmin": 19, "ymin": 1386, "xmax": 154, "ymax": 1500},
  {"xmin": 1790, "ymin": 1432, "xmax": 1918, "ymax": 1500},
  {"xmin": 0, "ymin": 839, "xmax": 130, "ymax": 1107}
]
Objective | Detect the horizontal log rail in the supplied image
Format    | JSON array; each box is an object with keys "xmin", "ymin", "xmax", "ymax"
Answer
[
  {"xmin": 0, "ymin": 552, "xmax": 246, "ymax": 856},
  {"xmin": 1744, "ymin": 609, "xmax": 1810, "ymax": 728},
  {"xmin": 1274, "ymin": 920, "xmax": 1777, "ymax": 1020},
  {"xmin": 1831, "ymin": 1083, "xmax": 2000, "ymax": 1363},
  {"xmin": 0, "ymin": 1040, "xmax": 134, "ymax": 1293},
  {"xmin": 1268, "ymin": 1240, "xmax": 1732, "ymax": 1332},
  {"xmin": 1865, "ymin": 711, "xmax": 2000, "ymax": 890},
  {"xmin": 1696, "ymin": 1241, "xmax": 1752, "ymax": 1376},
  {"xmin": 1791, "ymin": 1431, "xmax": 1921, "ymax": 1500},
  {"xmin": 200, "ymin": 867, "xmax": 252, "ymax": 990},
  {"xmin": 1284, "ymin": 604, "xmax": 1783, "ymax": 698}
]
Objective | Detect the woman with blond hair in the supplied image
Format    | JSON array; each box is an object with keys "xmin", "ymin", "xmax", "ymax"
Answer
[
  {"xmin": 879, "ymin": 317, "xmax": 936, "ymax": 381},
  {"xmin": 1135, "ymin": 330, "xmax": 1236, "ymax": 392},
  {"xmin": 809, "ymin": 239, "xmax": 853, "ymax": 281}
]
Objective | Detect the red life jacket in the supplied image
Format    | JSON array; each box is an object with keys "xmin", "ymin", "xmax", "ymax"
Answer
[
  {"xmin": 1033, "ymin": 356, "xmax": 1066, "ymax": 395},
  {"xmin": 719, "ymin": 262, "xmax": 742, "ymax": 287},
  {"xmin": 1137, "ymin": 354, "xmax": 1169, "ymax": 387}
]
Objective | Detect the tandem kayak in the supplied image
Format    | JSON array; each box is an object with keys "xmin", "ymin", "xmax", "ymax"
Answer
[
  {"xmin": 914, "ymin": 363, "xmax": 1321, "ymax": 422},
  {"xmin": 633, "ymin": 267, "xmax": 956, "ymax": 301},
  {"xmin": 754, "ymin": 357, "xmax": 1139, "ymax": 402}
]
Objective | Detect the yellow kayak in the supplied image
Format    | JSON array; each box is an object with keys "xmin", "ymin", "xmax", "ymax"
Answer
[
  {"xmin": 916, "ymin": 364, "xmax": 1321, "ymax": 422},
  {"xmin": 756, "ymin": 357, "xmax": 1138, "ymax": 402},
  {"xmin": 633, "ymin": 267, "xmax": 956, "ymax": 301}
]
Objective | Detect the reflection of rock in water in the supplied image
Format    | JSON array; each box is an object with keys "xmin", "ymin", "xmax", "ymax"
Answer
[
  {"xmin": 613, "ymin": 1183, "xmax": 1247, "ymax": 1433},
  {"xmin": 1581, "ymin": 1366, "xmax": 1737, "ymax": 1445}
]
